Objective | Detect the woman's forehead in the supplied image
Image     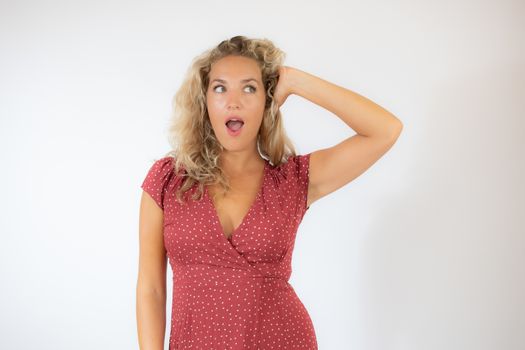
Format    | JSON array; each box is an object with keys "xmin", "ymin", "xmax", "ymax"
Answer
[{"xmin": 210, "ymin": 56, "xmax": 261, "ymax": 78}]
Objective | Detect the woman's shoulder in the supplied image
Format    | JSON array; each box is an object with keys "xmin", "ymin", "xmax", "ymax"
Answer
[
  {"xmin": 149, "ymin": 155, "xmax": 175, "ymax": 168},
  {"xmin": 144, "ymin": 156, "xmax": 178, "ymax": 179},
  {"xmin": 267, "ymin": 153, "xmax": 311, "ymax": 186},
  {"xmin": 141, "ymin": 156, "xmax": 185, "ymax": 209}
]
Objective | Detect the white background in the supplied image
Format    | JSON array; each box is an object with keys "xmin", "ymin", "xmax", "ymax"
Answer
[{"xmin": 1, "ymin": 0, "xmax": 523, "ymax": 349}]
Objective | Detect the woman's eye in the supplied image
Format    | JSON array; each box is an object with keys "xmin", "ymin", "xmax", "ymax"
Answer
[{"xmin": 212, "ymin": 85, "xmax": 256, "ymax": 93}]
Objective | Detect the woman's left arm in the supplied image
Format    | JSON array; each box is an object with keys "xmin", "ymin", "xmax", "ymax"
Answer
[{"xmin": 276, "ymin": 66, "xmax": 403, "ymax": 207}]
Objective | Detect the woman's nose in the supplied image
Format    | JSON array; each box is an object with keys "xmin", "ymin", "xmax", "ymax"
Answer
[{"xmin": 227, "ymin": 90, "xmax": 242, "ymax": 109}]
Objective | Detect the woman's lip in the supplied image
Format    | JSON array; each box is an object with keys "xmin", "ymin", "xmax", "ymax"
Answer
[{"xmin": 224, "ymin": 115, "xmax": 244, "ymax": 124}]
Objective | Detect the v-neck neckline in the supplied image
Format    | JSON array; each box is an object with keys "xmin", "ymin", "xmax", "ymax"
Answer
[{"xmin": 206, "ymin": 159, "xmax": 268, "ymax": 244}]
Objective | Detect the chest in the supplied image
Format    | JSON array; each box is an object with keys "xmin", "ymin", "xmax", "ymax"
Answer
[
  {"xmin": 161, "ymin": 168, "xmax": 301, "ymax": 267},
  {"xmin": 207, "ymin": 177, "xmax": 262, "ymax": 240}
]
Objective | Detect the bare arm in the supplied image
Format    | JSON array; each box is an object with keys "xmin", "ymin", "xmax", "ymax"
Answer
[
  {"xmin": 136, "ymin": 191, "xmax": 168, "ymax": 349},
  {"xmin": 279, "ymin": 66, "xmax": 403, "ymax": 207}
]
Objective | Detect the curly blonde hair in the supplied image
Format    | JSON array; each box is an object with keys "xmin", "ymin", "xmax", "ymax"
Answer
[{"xmin": 163, "ymin": 35, "xmax": 299, "ymax": 205}]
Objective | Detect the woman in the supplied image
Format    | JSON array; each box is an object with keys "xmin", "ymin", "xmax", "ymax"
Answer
[{"xmin": 137, "ymin": 35, "xmax": 402, "ymax": 349}]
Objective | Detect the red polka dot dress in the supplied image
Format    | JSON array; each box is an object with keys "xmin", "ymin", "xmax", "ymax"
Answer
[{"xmin": 140, "ymin": 153, "xmax": 318, "ymax": 349}]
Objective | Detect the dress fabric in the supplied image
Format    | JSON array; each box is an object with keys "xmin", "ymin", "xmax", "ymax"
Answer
[{"xmin": 140, "ymin": 153, "xmax": 317, "ymax": 349}]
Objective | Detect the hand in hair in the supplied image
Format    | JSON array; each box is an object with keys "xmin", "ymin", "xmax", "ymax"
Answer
[{"xmin": 273, "ymin": 65, "xmax": 295, "ymax": 108}]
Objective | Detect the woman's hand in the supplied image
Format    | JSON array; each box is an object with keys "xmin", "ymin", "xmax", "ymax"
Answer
[{"xmin": 273, "ymin": 66, "xmax": 295, "ymax": 108}]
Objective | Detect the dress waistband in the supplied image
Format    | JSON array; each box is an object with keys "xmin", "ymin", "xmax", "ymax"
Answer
[{"xmin": 172, "ymin": 264, "xmax": 289, "ymax": 285}]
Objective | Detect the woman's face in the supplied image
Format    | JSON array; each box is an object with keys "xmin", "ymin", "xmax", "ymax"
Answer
[{"xmin": 206, "ymin": 55, "xmax": 266, "ymax": 152}]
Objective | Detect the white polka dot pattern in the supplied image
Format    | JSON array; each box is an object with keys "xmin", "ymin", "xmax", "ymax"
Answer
[{"xmin": 140, "ymin": 153, "xmax": 317, "ymax": 349}]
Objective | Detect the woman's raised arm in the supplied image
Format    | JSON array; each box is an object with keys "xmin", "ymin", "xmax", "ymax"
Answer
[{"xmin": 277, "ymin": 66, "xmax": 403, "ymax": 208}]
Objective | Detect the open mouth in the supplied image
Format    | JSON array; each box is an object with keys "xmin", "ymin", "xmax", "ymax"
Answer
[{"xmin": 225, "ymin": 119, "xmax": 244, "ymax": 131}]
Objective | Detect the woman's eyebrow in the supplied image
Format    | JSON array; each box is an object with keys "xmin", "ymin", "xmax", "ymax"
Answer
[{"xmin": 211, "ymin": 78, "xmax": 260, "ymax": 85}]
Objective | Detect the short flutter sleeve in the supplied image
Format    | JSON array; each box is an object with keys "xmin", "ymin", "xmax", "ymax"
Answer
[
  {"xmin": 140, "ymin": 156, "xmax": 177, "ymax": 210},
  {"xmin": 286, "ymin": 152, "xmax": 312, "ymax": 221}
]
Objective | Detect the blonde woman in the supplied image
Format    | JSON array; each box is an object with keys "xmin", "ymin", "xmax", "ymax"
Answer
[{"xmin": 137, "ymin": 35, "xmax": 402, "ymax": 349}]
